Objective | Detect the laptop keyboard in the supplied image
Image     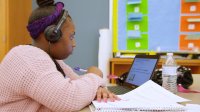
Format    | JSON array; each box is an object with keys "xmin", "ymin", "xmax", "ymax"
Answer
[{"xmin": 107, "ymin": 86, "xmax": 133, "ymax": 95}]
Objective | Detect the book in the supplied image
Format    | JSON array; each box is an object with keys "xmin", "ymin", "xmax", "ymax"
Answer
[{"xmin": 91, "ymin": 80, "xmax": 190, "ymax": 112}]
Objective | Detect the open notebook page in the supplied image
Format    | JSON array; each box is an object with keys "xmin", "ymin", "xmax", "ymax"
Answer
[
  {"xmin": 92, "ymin": 80, "xmax": 190, "ymax": 111},
  {"xmin": 120, "ymin": 80, "xmax": 190, "ymax": 103}
]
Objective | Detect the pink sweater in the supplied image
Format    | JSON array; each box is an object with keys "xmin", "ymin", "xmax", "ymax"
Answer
[{"xmin": 0, "ymin": 45, "xmax": 105, "ymax": 112}]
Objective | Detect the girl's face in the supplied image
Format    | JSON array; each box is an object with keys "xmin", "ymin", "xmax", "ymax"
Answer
[{"xmin": 50, "ymin": 18, "xmax": 76, "ymax": 59}]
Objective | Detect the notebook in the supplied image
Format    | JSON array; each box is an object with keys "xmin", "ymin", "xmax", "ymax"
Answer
[
  {"xmin": 91, "ymin": 80, "xmax": 189, "ymax": 112},
  {"xmin": 107, "ymin": 55, "xmax": 160, "ymax": 95}
]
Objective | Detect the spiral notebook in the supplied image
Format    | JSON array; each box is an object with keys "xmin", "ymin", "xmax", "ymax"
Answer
[{"xmin": 90, "ymin": 80, "xmax": 190, "ymax": 112}]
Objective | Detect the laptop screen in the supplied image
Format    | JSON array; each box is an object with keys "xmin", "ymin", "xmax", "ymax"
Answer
[{"xmin": 125, "ymin": 56, "xmax": 158, "ymax": 86}]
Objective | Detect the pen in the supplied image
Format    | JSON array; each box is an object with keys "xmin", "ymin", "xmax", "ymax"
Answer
[{"xmin": 74, "ymin": 67, "xmax": 87, "ymax": 73}]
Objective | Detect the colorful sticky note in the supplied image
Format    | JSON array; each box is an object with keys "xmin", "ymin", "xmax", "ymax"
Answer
[
  {"xmin": 127, "ymin": 0, "xmax": 141, "ymax": 4},
  {"xmin": 186, "ymin": 34, "xmax": 200, "ymax": 40},
  {"xmin": 127, "ymin": 30, "xmax": 141, "ymax": 38},
  {"xmin": 187, "ymin": 18, "xmax": 200, "ymax": 22},
  {"xmin": 128, "ymin": 13, "xmax": 143, "ymax": 21}
]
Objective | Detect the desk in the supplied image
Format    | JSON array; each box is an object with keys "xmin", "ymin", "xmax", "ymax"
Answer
[
  {"xmin": 110, "ymin": 58, "xmax": 200, "ymax": 78},
  {"xmin": 80, "ymin": 75, "xmax": 200, "ymax": 112},
  {"xmin": 178, "ymin": 75, "xmax": 200, "ymax": 104}
]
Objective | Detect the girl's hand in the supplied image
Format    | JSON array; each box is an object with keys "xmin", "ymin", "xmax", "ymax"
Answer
[
  {"xmin": 87, "ymin": 66, "xmax": 103, "ymax": 78},
  {"xmin": 95, "ymin": 87, "xmax": 120, "ymax": 102}
]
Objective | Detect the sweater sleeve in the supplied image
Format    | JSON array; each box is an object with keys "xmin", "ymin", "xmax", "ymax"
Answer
[
  {"xmin": 56, "ymin": 60, "xmax": 106, "ymax": 87},
  {"xmin": 29, "ymin": 71, "xmax": 105, "ymax": 112},
  {"xmin": 12, "ymin": 48, "xmax": 106, "ymax": 112}
]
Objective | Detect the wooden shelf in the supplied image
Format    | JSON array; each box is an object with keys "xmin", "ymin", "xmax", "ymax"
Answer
[{"xmin": 110, "ymin": 58, "xmax": 200, "ymax": 77}]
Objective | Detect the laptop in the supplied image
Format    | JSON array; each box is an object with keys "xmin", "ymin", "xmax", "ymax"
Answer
[{"xmin": 107, "ymin": 55, "xmax": 160, "ymax": 95}]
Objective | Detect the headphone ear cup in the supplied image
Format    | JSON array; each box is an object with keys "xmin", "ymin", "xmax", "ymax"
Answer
[{"xmin": 44, "ymin": 25, "xmax": 62, "ymax": 43}]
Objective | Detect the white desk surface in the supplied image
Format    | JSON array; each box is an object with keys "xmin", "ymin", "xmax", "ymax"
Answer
[{"xmin": 80, "ymin": 74, "xmax": 200, "ymax": 112}]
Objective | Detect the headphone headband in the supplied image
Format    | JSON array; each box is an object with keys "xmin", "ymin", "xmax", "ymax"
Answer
[{"xmin": 54, "ymin": 10, "xmax": 68, "ymax": 33}]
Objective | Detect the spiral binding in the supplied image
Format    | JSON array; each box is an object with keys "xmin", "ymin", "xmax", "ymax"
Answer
[
  {"xmin": 94, "ymin": 108, "xmax": 185, "ymax": 112},
  {"xmin": 90, "ymin": 104, "xmax": 186, "ymax": 112}
]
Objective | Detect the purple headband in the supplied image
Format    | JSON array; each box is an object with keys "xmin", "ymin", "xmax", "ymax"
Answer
[{"xmin": 27, "ymin": 2, "xmax": 64, "ymax": 39}]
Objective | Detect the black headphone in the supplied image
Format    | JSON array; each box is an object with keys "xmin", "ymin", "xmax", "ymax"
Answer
[{"xmin": 44, "ymin": 10, "xmax": 68, "ymax": 43}]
